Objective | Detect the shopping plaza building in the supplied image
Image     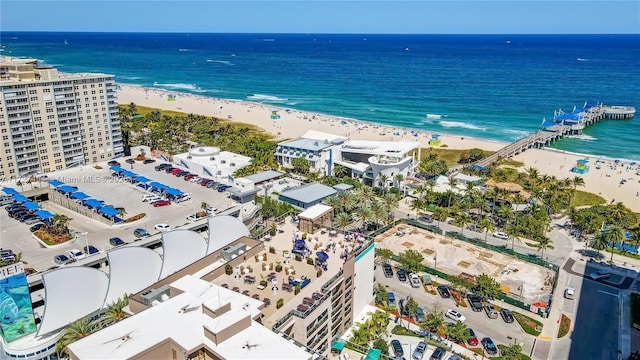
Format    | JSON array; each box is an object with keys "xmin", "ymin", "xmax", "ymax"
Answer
[{"xmin": 0, "ymin": 57, "xmax": 124, "ymax": 179}]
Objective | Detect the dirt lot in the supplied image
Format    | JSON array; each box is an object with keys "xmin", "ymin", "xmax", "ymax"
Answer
[{"xmin": 377, "ymin": 225, "xmax": 555, "ymax": 304}]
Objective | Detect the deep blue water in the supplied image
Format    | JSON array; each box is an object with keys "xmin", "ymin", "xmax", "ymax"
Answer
[{"xmin": 1, "ymin": 32, "xmax": 639, "ymax": 160}]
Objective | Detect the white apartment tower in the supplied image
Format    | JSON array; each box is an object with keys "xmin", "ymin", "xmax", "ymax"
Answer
[{"xmin": 0, "ymin": 57, "xmax": 124, "ymax": 179}]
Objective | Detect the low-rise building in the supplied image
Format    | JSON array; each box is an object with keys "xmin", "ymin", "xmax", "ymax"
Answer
[
  {"xmin": 278, "ymin": 183, "xmax": 337, "ymax": 209},
  {"xmin": 173, "ymin": 146, "xmax": 252, "ymax": 180},
  {"xmin": 275, "ymin": 131, "xmax": 347, "ymax": 176}
]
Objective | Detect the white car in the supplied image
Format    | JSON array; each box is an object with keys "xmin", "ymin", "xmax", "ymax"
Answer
[
  {"xmin": 409, "ymin": 273, "xmax": 422, "ymax": 288},
  {"xmin": 154, "ymin": 223, "xmax": 172, "ymax": 232},
  {"xmin": 186, "ymin": 213, "xmax": 205, "ymax": 222},
  {"xmin": 204, "ymin": 206, "xmax": 218, "ymax": 216},
  {"xmin": 445, "ymin": 309, "xmax": 466, "ymax": 322},
  {"xmin": 67, "ymin": 249, "xmax": 86, "ymax": 261},
  {"xmin": 493, "ymin": 231, "xmax": 508, "ymax": 240},
  {"xmin": 174, "ymin": 193, "xmax": 191, "ymax": 203},
  {"xmin": 190, "ymin": 176, "xmax": 202, "ymax": 183},
  {"xmin": 564, "ymin": 287, "xmax": 575, "ymax": 300},
  {"xmin": 142, "ymin": 194, "xmax": 161, "ymax": 203}
]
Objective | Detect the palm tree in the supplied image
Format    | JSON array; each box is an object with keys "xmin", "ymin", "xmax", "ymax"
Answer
[
  {"xmin": 505, "ymin": 223, "xmax": 519, "ymax": 250},
  {"xmin": 479, "ymin": 217, "xmax": 495, "ymax": 242},
  {"xmin": 101, "ymin": 295, "xmax": 130, "ymax": 326},
  {"xmin": 570, "ymin": 176, "xmax": 585, "ymax": 205},
  {"xmin": 334, "ymin": 212, "xmax": 352, "ymax": 233},
  {"xmin": 377, "ymin": 173, "xmax": 390, "ymax": 195},
  {"xmin": 393, "ymin": 173, "xmax": 405, "ymax": 193},
  {"xmin": 533, "ymin": 237, "xmax": 554, "ymax": 261},
  {"xmin": 447, "ymin": 178, "xmax": 458, "ymax": 208},
  {"xmin": 604, "ymin": 225, "xmax": 626, "ymax": 263},
  {"xmin": 588, "ymin": 232, "xmax": 608, "ymax": 259},
  {"xmin": 455, "ymin": 212, "xmax": 471, "ymax": 235},
  {"xmin": 201, "ymin": 201, "xmax": 209, "ymax": 210},
  {"xmin": 433, "ymin": 207, "xmax": 449, "ymax": 227},
  {"xmin": 55, "ymin": 317, "xmax": 97, "ymax": 356}
]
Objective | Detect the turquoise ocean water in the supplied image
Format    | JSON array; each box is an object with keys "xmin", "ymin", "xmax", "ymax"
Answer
[{"xmin": 1, "ymin": 33, "xmax": 638, "ymax": 160}]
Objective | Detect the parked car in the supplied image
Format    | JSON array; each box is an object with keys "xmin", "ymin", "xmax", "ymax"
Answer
[
  {"xmin": 200, "ymin": 178, "xmax": 212, "ymax": 186},
  {"xmin": 493, "ymin": 231, "xmax": 508, "ymax": 240},
  {"xmin": 83, "ymin": 245, "xmax": 100, "ymax": 255},
  {"xmin": 396, "ymin": 268, "xmax": 407, "ymax": 282},
  {"xmin": 409, "ymin": 273, "xmax": 421, "ymax": 288},
  {"xmin": 415, "ymin": 307, "xmax": 426, "ymax": 322},
  {"xmin": 170, "ymin": 168, "xmax": 182, "ymax": 175},
  {"xmin": 429, "ymin": 346, "xmax": 446, "ymax": 360},
  {"xmin": 109, "ymin": 237, "xmax": 126, "ymax": 247},
  {"xmin": 134, "ymin": 228, "xmax": 150, "ymax": 238},
  {"xmin": 184, "ymin": 174, "xmax": 197, "ymax": 181},
  {"xmin": 467, "ymin": 224, "xmax": 480, "ymax": 232},
  {"xmin": 383, "ymin": 263, "xmax": 394, "ymax": 278},
  {"xmin": 437, "ymin": 285, "xmax": 451, "ymax": 298},
  {"xmin": 418, "ymin": 215, "xmax": 433, "ymax": 223},
  {"xmin": 206, "ymin": 181, "xmax": 219, "ymax": 188},
  {"xmin": 589, "ymin": 270, "xmax": 611, "ymax": 281},
  {"xmin": 67, "ymin": 249, "xmax": 86, "ymax": 261},
  {"xmin": 142, "ymin": 194, "xmax": 161, "ymax": 202},
  {"xmin": 564, "ymin": 287, "xmax": 575, "ymax": 300},
  {"xmin": 467, "ymin": 328, "xmax": 479, "ymax": 346},
  {"xmin": 155, "ymin": 163, "xmax": 172, "ymax": 171},
  {"xmin": 175, "ymin": 170, "xmax": 190, "ymax": 177},
  {"xmin": 217, "ymin": 184, "xmax": 232, "ymax": 192},
  {"xmin": 390, "ymin": 340, "xmax": 404, "ymax": 358},
  {"xmin": 154, "ymin": 223, "xmax": 172, "ymax": 232},
  {"xmin": 152, "ymin": 200, "xmax": 171, "ymax": 207},
  {"xmin": 174, "ymin": 193, "xmax": 191, "ymax": 203},
  {"xmin": 387, "ymin": 292, "xmax": 396, "ymax": 307},
  {"xmin": 143, "ymin": 159, "xmax": 156, "ymax": 164},
  {"xmin": 500, "ymin": 308, "xmax": 514, "ymax": 323},
  {"xmin": 0, "ymin": 197, "xmax": 13, "ymax": 206},
  {"xmin": 467, "ymin": 293, "xmax": 483, "ymax": 312},
  {"xmin": 0, "ymin": 250, "xmax": 16, "ymax": 263},
  {"xmin": 204, "ymin": 206, "xmax": 218, "ymax": 216},
  {"xmin": 186, "ymin": 213, "xmax": 204, "ymax": 222},
  {"xmin": 484, "ymin": 304, "xmax": 499, "ymax": 319},
  {"xmin": 30, "ymin": 223, "xmax": 45, "ymax": 233},
  {"xmin": 54, "ymin": 254, "xmax": 70, "ymax": 265},
  {"xmin": 107, "ymin": 160, "xmax": 120, "ymax": 167},
  {"xmin": 23, "ymin": 216, "xmax": 41, "ymax": 224},
  {"xmin": 412, "ymin": 341, "xmax": 427, "ymax": 360},
  {"xmin": 445, "ymin": 309, "xmax": 466, "ymax": 322},
  {"xmin": 125, "ymin": 158, "xmax": 135, "ymax": 164},
  {"xmin": 481, "ymin": 337, "xmax": 498, "ymax": 356}
]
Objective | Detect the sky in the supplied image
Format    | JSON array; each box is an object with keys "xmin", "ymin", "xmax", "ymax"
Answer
[{"xmin": 1, "ymin": 1, "xmax": 639, "ymax": 34}]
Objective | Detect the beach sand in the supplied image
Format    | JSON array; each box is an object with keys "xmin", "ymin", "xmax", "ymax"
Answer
[{"xmin": 117, "ymin": 84, "xmax": 640, "ymax": 212}]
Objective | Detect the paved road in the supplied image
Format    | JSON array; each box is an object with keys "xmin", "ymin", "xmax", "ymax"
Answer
[{"xmin": 375, "ymin": 265, "xmax": 536, "ymax": 355}]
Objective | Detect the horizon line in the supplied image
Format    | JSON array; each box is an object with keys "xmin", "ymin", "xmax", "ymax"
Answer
[{"xmin": 2, "ymin": 31, "xmax": 639, "ymax": 36}]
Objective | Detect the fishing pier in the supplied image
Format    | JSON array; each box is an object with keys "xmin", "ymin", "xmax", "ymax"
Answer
[{"xmin": 474, "ymin": 104, "xmax": 636, "ymax": 168}]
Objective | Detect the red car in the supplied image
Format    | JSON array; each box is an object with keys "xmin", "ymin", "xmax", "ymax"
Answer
[
  {"xmin": 184, "ymin": 174, "xmax": 197, "ymax": 181},
  {"xmin": 152, "ymin": 200, "xmax": 171, "ymax": 207},
  {"xmin": 467, "ymin": 328, "xmax": 479, "ymax": 346},
  {"xmin": 171, "ymin": 168, "xmax": 182, "ymax": 175}
]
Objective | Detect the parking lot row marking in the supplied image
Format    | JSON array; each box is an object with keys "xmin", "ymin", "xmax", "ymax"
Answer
[{"xmin": 597, "ymin": 289, "xmax": 619, "ymax": 297}]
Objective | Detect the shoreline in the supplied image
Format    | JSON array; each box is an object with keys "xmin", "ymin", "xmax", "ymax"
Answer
[{"xmin": 116, "ymin": 84, "xmax": 640, "ymax": 212}]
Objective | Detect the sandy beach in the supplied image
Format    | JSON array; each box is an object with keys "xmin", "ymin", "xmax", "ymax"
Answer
[{"xmin": 117, "ymin": 84, "xmax": 640, "ymax": 212}]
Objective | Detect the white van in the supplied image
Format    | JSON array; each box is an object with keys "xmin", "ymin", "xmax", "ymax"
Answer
[{"xmin": 174, "ymin": 193, "xmax": 191, "ymax": 203}]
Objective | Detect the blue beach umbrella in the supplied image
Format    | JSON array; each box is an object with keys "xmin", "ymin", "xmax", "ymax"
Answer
[{"xmin": 316, "ymin": 251, "xmax": 329, "ymax": 262}]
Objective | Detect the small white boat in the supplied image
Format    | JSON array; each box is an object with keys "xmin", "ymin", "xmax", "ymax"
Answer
[{"xmin": 64, "ymin": 39, "xmax": 68, "ymax": 45}]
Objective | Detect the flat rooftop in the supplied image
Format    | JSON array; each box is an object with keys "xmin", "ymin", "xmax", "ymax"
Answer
[{"xmin": 340, "ymin": 140, "xmax": 420, "ymax": 155}]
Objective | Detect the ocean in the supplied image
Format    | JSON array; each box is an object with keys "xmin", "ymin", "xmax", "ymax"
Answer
[{"xmin": 1, "ymin": 32, "xmax": 638, "ymax": 160}]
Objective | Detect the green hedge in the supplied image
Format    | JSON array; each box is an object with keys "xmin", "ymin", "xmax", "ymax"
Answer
[
  {"xmin": 494, "ymin": 345, "xmax": 532, "ymax": 360},
  {"xmin": 512, "ymin": 311, "xmax": 543, "ymax": 336}
]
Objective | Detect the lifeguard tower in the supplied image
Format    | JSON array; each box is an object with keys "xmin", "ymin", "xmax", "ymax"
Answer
[
  {"xmin": 270, "ymin": 110, "xmax": 280, "ymax": 120},
  {"xmin": 572, "ymin": 159, "xmax": 590, "ymax": 174},
  {"xmin": 429, "ymin": 133, "xmax": 442, "ymax": 147}
]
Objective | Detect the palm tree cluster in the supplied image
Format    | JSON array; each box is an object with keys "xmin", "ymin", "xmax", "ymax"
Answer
[
  {"xmin": 349, "ymin": 311, "xmax": 389, "ymax": 348},
  {"xmin": 55, "ymin": 295, "xmax": 130, "ymax": 356},
  {"xmin": 323, "ymin": 187, "xmax": 400, "ymax": 233},
  {"xmin": 118, "ymin": 103, "xmax": 278, "ymax": 176}
]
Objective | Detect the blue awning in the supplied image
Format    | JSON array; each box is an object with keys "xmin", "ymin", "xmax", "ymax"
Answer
[
  {"xmin": 84, "ymin": 199, "xmax": 103, "ymax": 209},
  {"xmin": 12, "ymin": 194, "xmax": 28, "ymax": 203},
  {"xmin": 121, "ymin": 170, "xmax": 137, "ymax": 178},
  {"xmin": 71, "ymin": 191, "xmax": 90, "ymax": 200},
  {"xmin": 133, "ymin": 176, "xmax": 150, "ymax": 183},
  {"xmin": 98, "ymin": 205, "xmax": 118, "ymax": 217},
  {"xmin": 109, "ymin": 166, "xmax": 124, "ymax": 173},
  {"xmin": 2, "ymin": 187, "xmax": 18, "ymax": 195},
  {"xmin": 164, "ymin": 187, "xmax": 182, "ymax": 196},
  {"xmin": 23, "ymin": 201, "xmax": 40, "ymax": 211},
  {"xmin": 35, "ymin": 209, "xmax": 54, "ymax": 219},
  {"xmin": 149, "ymin": 182, "xmax": 167, "ymax": 190},
  {"xmin": 48, "ymin": 179, "xmax": 64, "ymax": 187},
  {"xmin": 58, "ymin": 185, "xmax": 77, "ymax": 194}
]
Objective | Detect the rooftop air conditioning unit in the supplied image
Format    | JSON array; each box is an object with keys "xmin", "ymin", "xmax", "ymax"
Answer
[
  {"xmin": 187, "ymin": 156, "xmax": 192, "ymax": 159},
  {"xmin": 140, "ymin": 284, "xmax": 171, "ymax": 306}
]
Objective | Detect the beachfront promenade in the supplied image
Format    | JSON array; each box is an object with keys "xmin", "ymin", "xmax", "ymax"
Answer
[{"xmin": 475, "ymin": 104, "xmax": 636, "ymax": 168}]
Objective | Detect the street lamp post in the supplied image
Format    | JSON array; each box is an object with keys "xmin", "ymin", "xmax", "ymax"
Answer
[{"xmin": 434, "ymin": 253, "xmax": 437, "ymax": 270}]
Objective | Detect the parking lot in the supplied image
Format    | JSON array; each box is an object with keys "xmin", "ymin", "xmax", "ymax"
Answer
[
  {"xmin": 378, "ymin": 225, "xmax": 555, "ymax": 305},
  {"xmin": 1, "ymin": 157, "xmax": 238, "ymax": 272}
]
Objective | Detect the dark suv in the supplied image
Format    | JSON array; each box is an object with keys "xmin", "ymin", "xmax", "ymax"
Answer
[
  {"xmin": 396, "ymin": 268, "xmax": 407, "ymax": 282},
  {"xmin": 500, "ymin": 308, "xmax": 514, "ymax": 323},
  {"xmin": 390, "ymin": 340, "xmax": 404, "ymax": 358}
]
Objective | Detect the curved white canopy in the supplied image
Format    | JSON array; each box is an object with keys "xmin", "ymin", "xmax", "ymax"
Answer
[
  {"xmin": 104, "ymin": 247, "xmax": 163, "ymax": 304},
  {"xmin": 207, "ymin": 215, "xmax": 250, "ymax": 254},
  {"xmin": 160, "ymin": 230, "xmax": 207, "ymax": 278}
]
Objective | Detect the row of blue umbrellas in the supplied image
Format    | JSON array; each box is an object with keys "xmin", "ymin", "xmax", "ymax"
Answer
[
  {"xmin": 48, "ymin": 180, "xmax": 120, "ymax": 218},
  {"xmin": 1, "ymin": 187, "xmax": 55, "ymax": 220},
  {"xmin": 110, "ymin": 166, "xmax": 183, "ymax": 197}
]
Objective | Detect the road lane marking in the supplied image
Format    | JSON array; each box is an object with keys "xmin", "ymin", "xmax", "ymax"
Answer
[{"xmin": 598, "ymin": 290, "xmax": 619, "ymax": 297}]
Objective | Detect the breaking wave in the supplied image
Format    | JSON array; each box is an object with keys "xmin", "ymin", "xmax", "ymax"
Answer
[
  {"xmin": 439, "ymin": 121, "xmax": 485, "ymax": 130},
  {"xmin": 247, "ymin": 94, "xmax": 288, "ymax": 102}
]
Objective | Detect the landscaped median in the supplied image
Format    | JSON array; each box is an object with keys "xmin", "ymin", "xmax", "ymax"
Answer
[
  {"xmin": 557, "ymin": 314, "xmax": 571, "ymax": 338},
  {"xmin": 512, "ymin": 311, "xmax": 543, "ymax": 337}
]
